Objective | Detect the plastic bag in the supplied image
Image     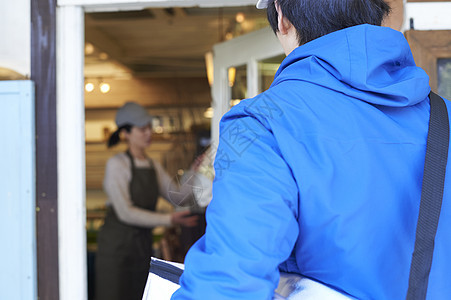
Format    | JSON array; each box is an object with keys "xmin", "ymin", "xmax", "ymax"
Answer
[{"xmin": 142, "ymin": 258, "xmax": 354, "ymax": 300}]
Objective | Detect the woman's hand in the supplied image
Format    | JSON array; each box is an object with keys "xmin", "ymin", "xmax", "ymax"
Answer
[{"xmin": 171, "ymin": 211, "xmax": 199, "ymax": 227}]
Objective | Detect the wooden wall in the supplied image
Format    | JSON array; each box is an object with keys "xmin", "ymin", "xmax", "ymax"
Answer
[
  {"xmin": 84, "ymin": 76, "xmax": 211, "ymax": 108},
  {"xmin": 405, "ymin": 30, "xmax": 451, "ymax": 91},
  {"xmin": 31, "ymin": 0, "xmax": 60, "ymax": 297}
]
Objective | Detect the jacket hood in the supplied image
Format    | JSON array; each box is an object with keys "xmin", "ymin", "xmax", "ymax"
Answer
[{"xmin": 272, "ymin": 25, "xmax": 430, "ymax": 107}]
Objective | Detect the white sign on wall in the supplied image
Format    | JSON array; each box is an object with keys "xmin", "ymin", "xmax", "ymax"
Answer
[{"xmin": 0, "ymin": 0, "xmax": 30, "ymax": 77}]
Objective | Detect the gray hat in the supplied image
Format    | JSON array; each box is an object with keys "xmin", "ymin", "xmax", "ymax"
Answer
[
  {"xmin": 115, "ymin": 102, "xmax": 153, "ymax": 127},
  {"xmin": 256, "ymin": 0, "xmax": 269, "ymax": 9}
]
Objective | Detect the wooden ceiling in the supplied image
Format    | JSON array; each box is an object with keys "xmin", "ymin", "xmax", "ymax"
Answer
[{"xmin": 84, "ymin": 6, "xmax": 268, "ymax": 78}]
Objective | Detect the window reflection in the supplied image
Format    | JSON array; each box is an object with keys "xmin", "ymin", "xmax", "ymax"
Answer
[
  {"xmin": 259, "ymin": 54, "xmax": 285, "ymax": 93},
  {"xmin": 230, "ymin": 65, "xmax": 247, "ymax": 108},
  {"xmin": 438, "ymin": 58, "xmax": 451, "ymax": 100}
]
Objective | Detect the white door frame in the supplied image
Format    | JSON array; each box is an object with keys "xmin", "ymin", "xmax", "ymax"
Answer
[
  {"xmin": 56, "ymin": 1, "xmax": 262, "ymax": 300},
  {"xmin": 56, "ymin": 1, "xmax": 451, "ymax": 299},
  {"xmin": 211, "ymin": 27, "xmax": 283, "ymax": 147},
  {"xmin": 57, "ymin": 6, "xmax": 86, "ymax": 300}
]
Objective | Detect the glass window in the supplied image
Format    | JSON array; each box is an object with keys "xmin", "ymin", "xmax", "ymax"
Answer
[
  {"xmin": 438, "ymin": 58, "xmax": 451, "ymax": 100},
  {"xmin": 229, "ymin": 65, "xmax": 247, "ymax": 108},
  {"xmin": 259, "ymin": 54, "xmax": 285, "ymax": 93}
]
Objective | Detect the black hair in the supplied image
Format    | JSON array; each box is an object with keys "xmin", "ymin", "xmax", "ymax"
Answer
[
  {"xmin": 267, "ymin": 0, "xmax": 391, "ymax": 45},
  {"xmin": 107, "ymin": 124, "xmax": 132, "ymax": 148}
]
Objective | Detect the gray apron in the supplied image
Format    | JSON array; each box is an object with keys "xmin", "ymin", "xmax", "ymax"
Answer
[{"xmin": 95, "ymin": 151, "xmax": 159, "ymax": 300}]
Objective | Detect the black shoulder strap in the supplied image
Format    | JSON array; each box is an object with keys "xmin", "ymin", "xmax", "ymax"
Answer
[{"xmin": 406, "ymin": 92, "xmax": 449, "ymax": 300}]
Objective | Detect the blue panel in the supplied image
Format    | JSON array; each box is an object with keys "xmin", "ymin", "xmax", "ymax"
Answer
[{"xmin": 0, "ymin": 81, "xmax": 36, "ymax": 300}]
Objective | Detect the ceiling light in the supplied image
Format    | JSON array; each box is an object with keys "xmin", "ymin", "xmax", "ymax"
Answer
[
  {"xmin": 85, "ymin": 43, "xmax": 94, "ymax": 55},
  {"xmin": 85, "ymin": 82, "xmax": 95, "ymax": 92},
  {"xmin": 99, "ymin": 52, "xmax": 109, "ymax": 60},
  {"xmin": 236, "ymin": 12, "xmax": 245, "ymax": 24},
  {"xmin": 100, "ymin": 82, "xmax": 111, "ymax": 93}
]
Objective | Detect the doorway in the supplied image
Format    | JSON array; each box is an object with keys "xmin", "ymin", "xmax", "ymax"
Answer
[{"xmin": 81, "ymin": 5, "xmax": 271, "ymax": 299}]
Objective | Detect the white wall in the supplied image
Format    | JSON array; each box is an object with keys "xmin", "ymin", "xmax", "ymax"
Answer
[
  {"xmin": 404, "ymin": 2, "xmax": 451, "ymax": 31},
  {"xmin": 0, "ymin": 0, "xmax": 30, "ymax": 77}
]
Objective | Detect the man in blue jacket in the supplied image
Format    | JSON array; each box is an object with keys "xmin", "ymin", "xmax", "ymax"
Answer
[{"xmin": 172, "ymin": 0, "xmax": 451, "ymax": 299}]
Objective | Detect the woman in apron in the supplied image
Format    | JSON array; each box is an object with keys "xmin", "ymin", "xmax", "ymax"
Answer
[{"xmin": 95, "ymin": 102, "xmax": 197, "ymax": 300}]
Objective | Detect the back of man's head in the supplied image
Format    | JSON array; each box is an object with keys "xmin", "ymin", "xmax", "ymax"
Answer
[{"xmin": 267, "ymin": 0, "xmax": 391, "ymax": 45}]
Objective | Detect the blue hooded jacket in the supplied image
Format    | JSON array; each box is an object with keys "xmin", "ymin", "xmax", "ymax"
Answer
[{"xmin": 173, "ymin": 25, "xmax": 451, "ymax": 299}]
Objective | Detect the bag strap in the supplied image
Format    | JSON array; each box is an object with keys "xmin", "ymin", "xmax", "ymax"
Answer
[{"xmin": 406, "ymin": 92, "xmax": 449, "ymax": 300}]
